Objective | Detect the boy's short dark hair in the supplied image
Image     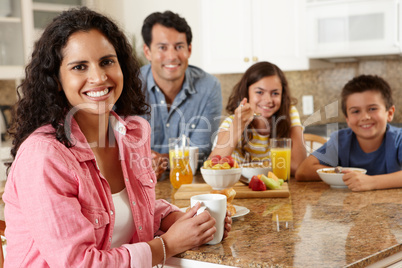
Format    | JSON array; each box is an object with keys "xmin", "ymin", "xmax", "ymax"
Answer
[
  {"xmin": 341, "ymin": 74, "xmax": 393, "ymax": 117},
  {"xmin": 141, "ymin": 11, "xmax": 192, "ymax": 48}
]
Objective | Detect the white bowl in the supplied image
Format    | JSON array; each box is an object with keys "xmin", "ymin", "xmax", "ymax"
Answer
[
  {"xmin": 200, "ymin": 167, "xmax": 242, "ymax": 190},
  {"xmin": 317, "ymin": 167, "xmax": 367, "ymax": 188},
  {"xmin": 240, "ymin": 162, "xmax": 272, "ymax": 183}
]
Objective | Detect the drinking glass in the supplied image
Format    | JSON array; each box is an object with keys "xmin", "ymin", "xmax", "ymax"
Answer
[
  {"xmin": 270, "ymin": 138, "xmax": 291, "ymax": 181},
  {"xmin": 169, "ymin": 135, "xmax": 193, "ymax": 189}
]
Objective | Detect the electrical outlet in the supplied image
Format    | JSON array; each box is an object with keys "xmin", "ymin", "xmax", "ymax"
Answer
[{"xmin": 302, "ymin": 95, "xmax": 314, "ymax": 115}]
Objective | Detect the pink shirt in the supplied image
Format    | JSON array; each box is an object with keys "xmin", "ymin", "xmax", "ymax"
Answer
[{"xmin": 3, "ymin": 112, "xmax": 179, "ymax": 267}]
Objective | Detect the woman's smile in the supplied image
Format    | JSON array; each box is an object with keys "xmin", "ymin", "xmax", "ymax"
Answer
[
  {"xmin": 59, "ymin": 29, "xmax": 124, "ymax": 116},
  {"xmin": 84, "ymin": 88, "xmax": 111, "ymax": 98}
]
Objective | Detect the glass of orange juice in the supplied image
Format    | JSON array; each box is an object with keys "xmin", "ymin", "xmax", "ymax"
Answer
[
  {"xmin": 169, "ymin": 135, "xmax": 193, "ymax": 189},
  {"xmin": 270, "ymin": 138, "xmax": 291, "ymax": 181}
]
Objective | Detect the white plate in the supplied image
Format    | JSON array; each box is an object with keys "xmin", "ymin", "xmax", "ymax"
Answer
[
  {"xmin": 180, "ymin": 205, "xmax": 250, "ymax": 218},
  {"xmin": 166, "ymin": 257, "xmax": 237, "ymax": 267},
  {"xmin": 232, "ymin": 205, "xmax": 250, "ymax": 218}
]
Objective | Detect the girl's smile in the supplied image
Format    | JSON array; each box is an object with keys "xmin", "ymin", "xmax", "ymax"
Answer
[{"xmin": 248, "ymin": 75, "xmax": 282, "ymax": 119}]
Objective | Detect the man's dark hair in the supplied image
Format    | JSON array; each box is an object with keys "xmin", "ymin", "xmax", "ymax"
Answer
[{"xmin": 141, "ymin": 11, "xmax": 192, "ymax": 47}]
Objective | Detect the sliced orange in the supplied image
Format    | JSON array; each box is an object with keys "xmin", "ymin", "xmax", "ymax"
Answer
[
  {"xmin": 211, "ymin": 164, "xmax": 222, "ymax": 169},
  {"xmin": 203, "ymin": 160, "xmax": 212, "ymax": 169},
  {"xmin": 233, "ymin": 161, "xmax": 239, "ymax": 168},
  {"xmin": 268, "ymin": 171, "xmax": 279, "ymax": 181},
  {"xmin": 220, "ymin": 162, "xmax": 231, "ymax": 169}
]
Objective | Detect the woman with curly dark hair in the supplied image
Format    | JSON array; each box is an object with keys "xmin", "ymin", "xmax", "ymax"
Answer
[
  {"xmin": 210, "ymin": 61, "xmax": 306, "ymax": 175},
  {"xmin": 3, "ymin": 7, "xmax": 230, "ymax": 267}
]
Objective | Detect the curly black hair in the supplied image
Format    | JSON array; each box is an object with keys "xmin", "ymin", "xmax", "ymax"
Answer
[{"xmin": 8, "ymin": 7, "xmax": 149, "ymax": 166}]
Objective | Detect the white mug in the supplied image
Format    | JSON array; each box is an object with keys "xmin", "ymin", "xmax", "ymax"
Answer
[
  {"xmin": 189, "ymin": 146, "xmax": 199, "ymax": 175},
  {"xmin": 190, "ymin": 194, "xmax": 227, "ymax": 245}
]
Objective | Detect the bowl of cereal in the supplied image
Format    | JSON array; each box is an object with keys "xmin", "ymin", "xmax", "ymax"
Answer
[
  {"xmin": 240, "ymin": 161, "xmax": 271, "ymax": 183},
  {"xmin": 316, "ymin": 167, "xmax": 367, "ymax": 188}
]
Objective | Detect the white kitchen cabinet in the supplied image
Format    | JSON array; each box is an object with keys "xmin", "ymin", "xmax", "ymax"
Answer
[
  {"xmin": 105, "ymin": 0, "xmax": 310, "ymax": 74},
  {"xmin": 306, "ymin": 0, "xmax": 401, "ymax": 59},
  {"xmin": 0, "ymin": 0, "xmax": 98, "ymax": 80},
  {"xmin": 30, "ymin": 0, "xmax": 98, "ymax": 40},
  {"xmin": 0, "ymin": 0, "xmax": 31, "ymax": 80},
  {"xmin": 200, "ymin": 0, "xmax": 308, "ymax": 74}
]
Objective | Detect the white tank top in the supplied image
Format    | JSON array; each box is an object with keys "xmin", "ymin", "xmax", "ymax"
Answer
[{"xmin": 111, "ymin": 188, "xmax": 136, "ymax": 248}]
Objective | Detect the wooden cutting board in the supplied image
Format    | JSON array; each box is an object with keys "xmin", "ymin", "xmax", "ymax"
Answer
[{"xmin": 174, "ymin": 182, "xmax": 289, "ymax": 199}]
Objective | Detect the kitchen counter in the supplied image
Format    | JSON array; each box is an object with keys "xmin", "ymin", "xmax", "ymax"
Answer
[{"xmin": 156, "ymin": 174, "xmax": 402, "ymax": 267}]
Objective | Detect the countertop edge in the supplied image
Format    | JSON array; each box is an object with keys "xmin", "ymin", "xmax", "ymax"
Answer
[{"xmin": 346, "ymin": 244, "xmax": 402, "ymax": 268}]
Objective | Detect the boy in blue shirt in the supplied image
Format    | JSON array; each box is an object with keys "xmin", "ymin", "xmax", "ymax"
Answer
[{"xmin": 296, "ymin": 75, "xmax": 402, "ymax": 191}]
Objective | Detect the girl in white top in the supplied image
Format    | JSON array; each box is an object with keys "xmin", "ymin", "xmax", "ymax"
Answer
[{"xmin": 211, "ymin": 61, "xmax": 306, "ymax": 175}]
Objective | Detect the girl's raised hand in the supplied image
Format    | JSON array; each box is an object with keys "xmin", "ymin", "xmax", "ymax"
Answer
[{"xmin": 234, "ymin": 98, "xmax": 255, "ymax": 128}]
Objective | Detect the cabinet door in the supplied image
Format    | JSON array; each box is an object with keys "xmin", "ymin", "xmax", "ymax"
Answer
[
  {"xmin": 306, "ymin": 0, "xmax": 399, "ymax": 58},
  {"xmin": 0, "ymin": 0, "xmax": 25, "ymax": 79},
  {"xmin": 201, "ymin": 0, "xmax": 252, "ymax": 74},
  {"xmin": 31, "ymin": 0, "xmax": 92, "ymax": 39},
  {"xmin": 252, "ymin": 0, "xmax": 308, "ymax": 71},
  {"xmin": 200, "ymin": 0, "xmax": 308, "ymax": 74}
]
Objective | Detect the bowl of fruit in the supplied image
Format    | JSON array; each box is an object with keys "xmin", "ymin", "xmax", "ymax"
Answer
[
  {"xmin": 201, "ymin": 155, "xmax": 242, "ymax": 190},
  {"xmin": 240, "ymin": 160, "xmax": 271, "ymax": 183}
]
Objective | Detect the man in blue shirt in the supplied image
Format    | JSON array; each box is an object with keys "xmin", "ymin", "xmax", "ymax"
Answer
[
  {"xmin": 140, "ymin": 11, "xmax": 222, "ymax": 179},
  {"xmin": 296, "ymin": 75, "xmax": 402, "ymax": 191}
]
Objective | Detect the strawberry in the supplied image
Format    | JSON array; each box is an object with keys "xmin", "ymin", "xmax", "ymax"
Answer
[
  {"xmin": 220, "ymin": 155, "xmax": 235, "ymax": 167},
  {"xmin": 210, "ymin": 155, "xmax": 221, "ymax": 166},
  {"xmin": 251, "ymin": 177, "xmax": 266, "ymax": 191},
  {"xmin": 249, "ymin": 175, "xmax": 260, "ymax": 188}
]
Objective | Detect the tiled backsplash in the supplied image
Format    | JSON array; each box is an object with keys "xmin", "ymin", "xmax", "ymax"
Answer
[
  {"xmin": 0, "ymin": 80, "xmax": 16, "ymax": 105},
  {"xmin": 1, "ymin": 58, "xmax": 402, "ymax": 127},
  {"xmin": 215, "ymin": 58, "xmax": 402, "ymax": 127}
]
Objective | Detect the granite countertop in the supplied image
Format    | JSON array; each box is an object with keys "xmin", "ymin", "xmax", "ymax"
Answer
[{"xmin": 156, "ymin": 174, "xmax": 402, "ymax": 267}]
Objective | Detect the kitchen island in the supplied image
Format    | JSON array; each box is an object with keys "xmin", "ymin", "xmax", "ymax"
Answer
[{"xmin": 156, "ymin": 174, "xmax": 402, "ymax": 267}]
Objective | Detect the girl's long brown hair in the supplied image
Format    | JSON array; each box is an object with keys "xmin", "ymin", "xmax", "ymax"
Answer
[{"xmin": 226, "ymin": 61, "xmax": 296, "ymax": 151}]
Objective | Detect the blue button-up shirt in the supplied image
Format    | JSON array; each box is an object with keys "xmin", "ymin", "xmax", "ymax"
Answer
[{"xmin": 140, "ymin": 64, "xmax": 222, "ymax": 162}]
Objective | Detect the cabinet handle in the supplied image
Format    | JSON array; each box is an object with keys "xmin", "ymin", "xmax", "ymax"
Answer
[
  {"xmin": 252, "ymin": 56, "xmax": 258, "ymax": 62},
  {"xmin": 244, "ymin": 57, "xmax": 249, "ymax": 62}
]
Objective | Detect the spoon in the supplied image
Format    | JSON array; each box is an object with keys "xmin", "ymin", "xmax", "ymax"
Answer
[
  {"xmin": 334, "ymin": 166, "xmax": 343, "ymax": 173},
  {"xmin": 239, "ymin": 104, "xmax": 261, "ymax": 118}
]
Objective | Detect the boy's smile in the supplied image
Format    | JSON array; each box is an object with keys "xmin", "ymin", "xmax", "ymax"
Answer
[{"xmin": 345, "ymin": 90, "xmax": 395, "ymax": 151}]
